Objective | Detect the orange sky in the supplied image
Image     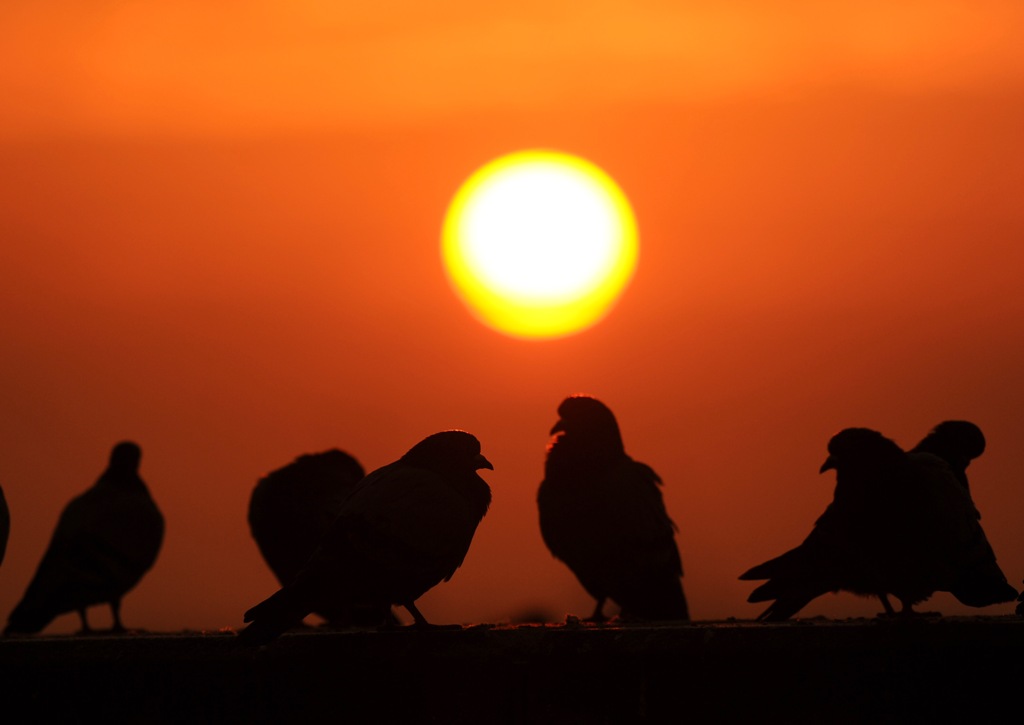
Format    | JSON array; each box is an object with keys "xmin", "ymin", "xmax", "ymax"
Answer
[{"xmin": 2, "ymin": 2, "xmax": 1023, "ymax": 632}]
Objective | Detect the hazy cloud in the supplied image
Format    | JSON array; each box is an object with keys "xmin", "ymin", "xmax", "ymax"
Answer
[{"xmin": 2, "ymin": 1, "xmax": 1023, "ymax": 135}]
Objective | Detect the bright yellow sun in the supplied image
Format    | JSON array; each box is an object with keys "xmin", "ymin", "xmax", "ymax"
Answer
[{"xmin": 442, "ymin": 150, "xmax": 638, "ymax": 340}]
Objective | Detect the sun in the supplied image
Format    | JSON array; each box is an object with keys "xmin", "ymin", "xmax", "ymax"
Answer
[{"xmin": 442, "ymin": 150, "xmax": 639, "ymax": 340}]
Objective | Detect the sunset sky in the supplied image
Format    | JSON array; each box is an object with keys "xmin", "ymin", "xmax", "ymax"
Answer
[{"xmin": 2, "ymin": 1, "xmax": 1023, "ymax": 632}]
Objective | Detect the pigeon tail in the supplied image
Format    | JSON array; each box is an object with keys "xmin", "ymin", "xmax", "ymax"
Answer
[
  {"xmin": 950, "ymin": 572, "xmax": 1018, "ymax": 607},
  {"xmin": 238, "ymin": 587, "xmax": 313, "ymax": 646},
  {"xmin": 4, "ymin": 607, "xmax": 58, "ymax": 636}
]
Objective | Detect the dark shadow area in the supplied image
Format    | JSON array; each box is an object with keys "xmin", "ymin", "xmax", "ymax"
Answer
[{"xmin": 1, "ymin": 618, "xmax": 1023, "ymax": 723}]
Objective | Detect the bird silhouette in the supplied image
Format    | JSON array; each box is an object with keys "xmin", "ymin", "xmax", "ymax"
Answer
[
  {"xmin": 741, "ymin": 429, "xmax": 916, "ymax": 620},
  {"xmin": 741, "ymin": 427, "xmax": 1009, "ymax": 621},
  {"xmin": 910, "ymin": 421, "xmax": 1017, "ymax": 607},
  {"xmin": 5, "ymin": 441, "xmax": 164, "ymax": 634},
  {"xmin": 249, "ymin": 449, "xmax": 392, "ymax": 624},
  {"xmin": 911, "ymin": 420, "xmax": 987, "ymax": 495},
  {"xmin": 537, "ymin": 395, "xmax": 689, "ymax": 622},
  {"xmin": 0, "ymin": 483, "xmax": 9, "ymax": 568},
  {"xmin": 238, "ymin": 430, "xmax": 493, "ymax": 645}
]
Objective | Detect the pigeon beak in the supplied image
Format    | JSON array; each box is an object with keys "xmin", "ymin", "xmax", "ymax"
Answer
[
  {"xmin": 475, "ymin": 454, "xmax": 494, "ymax": 471},
  {"xmin": 819, "ymin": 456, "xmax": 837, "ymax": 474},
  {"xmin": 550, "ymin": 420, "xmax": 566, "ymax": 436}
]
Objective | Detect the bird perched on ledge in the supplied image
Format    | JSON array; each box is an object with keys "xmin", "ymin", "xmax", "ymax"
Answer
[
  {"xmin": 239, "ymin": 430, "xmax": 493, "ymax": 645},
  {"xmin": 249, "ymin": 448, "xmax": 383, "ymax": 625},
  {"xmin": 740, "ymin": 426, "xmax": 1016, "ymax": 621},
  {"xmin": 538, "ymin": 395, "xmax": 689, "ymax": 622},
  {"xmin": 910, "ymin": 421, "xmax": 1016, "ymax": 608},
  {"xmin": 5, "ymin": 441, "xmax": 164, "ymax": 635}
]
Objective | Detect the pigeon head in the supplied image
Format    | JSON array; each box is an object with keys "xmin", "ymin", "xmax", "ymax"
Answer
[
  {"xmin": 820, "ymin": 428, "xmax": 903, "ymax": 474},
  {"xmin": 550, "ymin": 395, "xmax": 624, "ymax": 453},
  {"xmin": 108, "ymin": 441, "xmax": 142, "ymax": 474},
  {"xmin": 401, "ymin": 430, "xmax": 493, "ymax": 477},
  {"xmin": 916, "ymin": 420, "xmax": 985, "ymax": 467}
]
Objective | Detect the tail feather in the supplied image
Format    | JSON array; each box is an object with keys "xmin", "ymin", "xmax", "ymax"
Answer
[
  {"xmin": 951, "ymin": 571, "xmax": 1018, "ymax": 608},
  {"xmin": 4, "ymin": 606, "xmax": 58, "ymax": 636},
  {"xmin": 756, "ymin": 597, "xmax": 814, "ymax": 622},
  {"xmin": 739, "ymin": 562, "xmax": 773, "ymax": 581},
  {"xmin": 747, "ymin": 579, "xmax": 835, "ymax": 621},
  {"xmin": 237, "ymin": 586, "xmax": 312, "ymax": 646},
  {"xmin": 946, "ymin": 533, "xmax": 1018, "ymax": 607},
  {"xmin": 746, "ymin": 579, "xmax": 782, "ymax": 603},
  {"xmin": 740, "ymin": 546, "xmax": 810, "ymax": 582}
]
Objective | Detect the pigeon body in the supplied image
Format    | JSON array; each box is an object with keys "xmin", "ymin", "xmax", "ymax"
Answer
[
  {"xmin": 239, "ymin": 430, "xmax": 493, "ymax": 645},
  {"xmin": 538, "ymin": 395, "xmax": 689, "ymax": 621},
  {"xmin": 741, "ymin": 427, "xmax": 1012, "ymax": 621},
  {"xmin": 910, "ymin": 421, "xmax": 1017, "ymax": 607},
  {"xmin": 249, "ymin": 449, "xmax": 379, "ymax": 623},
  {"xmin": 5, "ymin": 442, "xmax": 164, "ymax": 634},
  {"xmin": 740, "ymin": 429, "xmax": 906, "ymax": 620}
]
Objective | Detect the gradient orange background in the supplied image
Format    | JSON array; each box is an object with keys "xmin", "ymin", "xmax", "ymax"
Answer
[{"xmin": 2, "ymin": 2, "xmax": 1023, "ymax": 632}]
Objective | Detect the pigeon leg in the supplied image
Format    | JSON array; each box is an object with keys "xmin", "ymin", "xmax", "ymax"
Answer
[
  {"xmin": 110, "ymin": 598, "xmax": 126, "ymax": 633},
  {"xmin": 77, "ymin": 608, "xmax": 92, "ymax": 634},
  {"xmin": 403, "ymin": 602, "xmax": 461, "ymax": 630},
  {"xmin": 878, "ymin": 594, "xmax": 896, "ymax": 616},
  {"xmin": 585, "ymin": 598, "xmax": 608, "ymax": 623},
  {"xmin": 403, "ymin": 601, "xmax": 431, "ymax": 627}
]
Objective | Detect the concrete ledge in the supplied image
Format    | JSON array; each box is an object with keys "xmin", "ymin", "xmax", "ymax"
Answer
[{"xmin": 1, "ymin": 617, "xmax": 1022, "ymax": 723}]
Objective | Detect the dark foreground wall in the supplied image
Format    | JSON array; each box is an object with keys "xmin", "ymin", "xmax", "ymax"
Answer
[{"xmin": 1, "ymin": 617, "xmax": 1022, "ymax": 723}]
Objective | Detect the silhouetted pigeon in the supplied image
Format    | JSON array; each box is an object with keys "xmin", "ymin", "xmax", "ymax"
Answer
[
  {"xmin": 911, "ymin": 420, "xmax": 986, "ymax": 495},
  {"xmin": 239, "ymin": 430, "xmax": 493, "ymax": 645},
  {"xmin": 741, "ymin": 427, "xmax": 1013, "ymax": 621},
  {"xmin": 5, "ymin": 441, "xmax": 164, "ymax": 634},
  {"xmin": 249, "ymin": 449, "xmax": 395, "ymax": 624},
  {"xmin": 910, "ymin": 421, "xmax": 1017, "ymax": 607},
  {"xmin": 538, "ymin": 395, "xmax": 689, "ymax": 622}
]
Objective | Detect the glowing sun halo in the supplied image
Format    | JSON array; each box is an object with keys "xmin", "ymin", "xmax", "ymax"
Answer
[{"xmin": 442, "ymin": 150, "xmax": 638, "ymax": 339}]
